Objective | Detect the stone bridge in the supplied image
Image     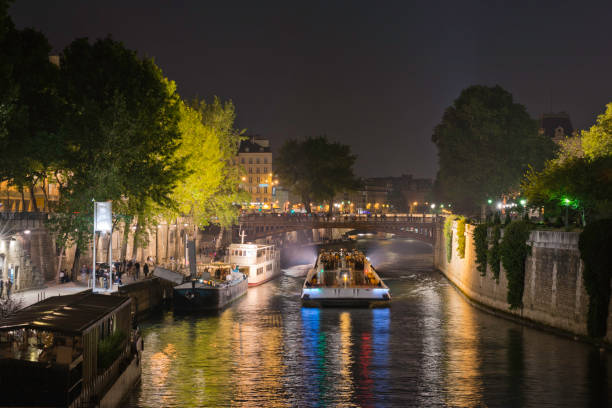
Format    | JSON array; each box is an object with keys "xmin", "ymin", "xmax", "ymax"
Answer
[{"xmin": 236, "ymin": 214, "xmax": 439, "ymax": 244}]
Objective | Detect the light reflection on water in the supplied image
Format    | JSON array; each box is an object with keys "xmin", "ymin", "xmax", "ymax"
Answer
[{"xmin": 129, "ymin": 238, "xmax": 611, "ymax": 407}]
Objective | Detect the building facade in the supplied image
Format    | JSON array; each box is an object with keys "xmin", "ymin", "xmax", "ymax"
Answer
[
  {"xmin": 539, "ymin": 112, "xmax": 575, "ymax": 143},
  {"xmin": 234, "ymin": 136, "xmax": 276, "ymax": 208}
]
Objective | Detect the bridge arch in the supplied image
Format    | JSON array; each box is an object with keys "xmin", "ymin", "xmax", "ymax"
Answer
[{"xmin": 235, "ymin": 214, "xmax": 438, "ymax": 244}]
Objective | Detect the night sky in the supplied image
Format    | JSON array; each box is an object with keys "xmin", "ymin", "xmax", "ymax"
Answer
[{"xmin": 9, "ymin": 1, "xmax": 612, "ymax": 178}]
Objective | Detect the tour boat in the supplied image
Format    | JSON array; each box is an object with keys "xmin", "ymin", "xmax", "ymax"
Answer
[
  {"xmin": 173, "ymin": 263, "xmax": 248, "ymax": 312},
  {"xmin": 228, "ymin": 242, "xmax": 280, "ymax": 286},
  {"xmin": 301, "ymin": 249, "xmax": 391, "ymax": 307}
]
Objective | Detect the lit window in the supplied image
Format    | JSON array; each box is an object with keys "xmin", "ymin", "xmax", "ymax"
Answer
[
  {"xmin": 264, "ymin": 187, "xmax": 268, "ymax": 194},
  {"xmin": 263, "ymin": 167, "xmax": 267, "ymax": 173}
]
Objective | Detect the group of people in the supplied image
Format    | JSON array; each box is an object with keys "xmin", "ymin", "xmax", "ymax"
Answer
[
  {"xmin": 0, "ymin": 278, "xmax": 13, "ymax": 298},
  {"xmin": 75, "ymin": 259, "xmax": 152, "ymax": 289}
]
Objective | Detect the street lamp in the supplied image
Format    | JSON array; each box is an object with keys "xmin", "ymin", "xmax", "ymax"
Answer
[{"xmin": 562, "ymin": 197, "xmax": 572, "ymax": 228}]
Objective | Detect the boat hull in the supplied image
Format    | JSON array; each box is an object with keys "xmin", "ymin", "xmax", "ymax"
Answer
[
  {"xmin": 174, "ymin": 277, "xmax": 248, "ymax": 312},
  {"xmin": 301, "ymin": 286, "xmax": 390, "ymax": 307},
  {"xmin": 248, "ymin": 269, "xmax": 281, "ymax": 286}
]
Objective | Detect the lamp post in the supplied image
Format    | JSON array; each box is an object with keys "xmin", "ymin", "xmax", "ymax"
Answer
[{"xmin": 563, "ymin": 197, "xmax": 571, "ymax": 228}]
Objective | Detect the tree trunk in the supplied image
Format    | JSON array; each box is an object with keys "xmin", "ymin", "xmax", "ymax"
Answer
[
  {"xmin": 56, "ymin": 246, "xmax": 65, "ymax": 284},
  {"xmin": 302, "ymin": 195, "xmax": 311, "ymax": 213},
  {"xmin": 215, "ymin": 227, "xmax": 224, "ymax": 252},
  {"xmin": 71, "ymin": 245, "xmax": 81, "ymax": 281},
  {"xmin": 41, "ymin": 177, "xmax": 49, "ymax": 212},
  {"xmin": 19, "ymin": 187, "xmax": 25, "ymax": 211},
  {"xmin": 29, "ymin": 184, "xmax": 39, "ymax": 212},
  {"xmin": 131, "ymin": 220, "xmax": 141, "ymax": 261},
  {"xmin": 120, "ymin": 220, "xmax": 130, "ymax": 261}
]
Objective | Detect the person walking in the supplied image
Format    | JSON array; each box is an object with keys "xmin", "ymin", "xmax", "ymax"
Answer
[
  {"xmin": 143, "ymin": 263, "xmax": 149, "ymax": 278},
  {"xmin": 6, "ymin": 279, "xmax": 12, "ymax": 298},
  {"xmin": 135, "ymin": 262, "xmax": 140, "ymax": 280},
  {"xmin": 0, "ymin": 279, "xmax": 3, "ymax": 298}
]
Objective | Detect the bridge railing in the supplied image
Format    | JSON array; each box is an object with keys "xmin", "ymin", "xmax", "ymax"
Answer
[{"xmin": 239, "ymin": 214, "xmax": 439, "ymax": 225}]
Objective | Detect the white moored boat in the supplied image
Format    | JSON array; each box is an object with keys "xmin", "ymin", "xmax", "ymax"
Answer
[
  {"xmin": 301, "ymin": 249, "xmax": 391, "ymax": 307},
  {"xmin": 228, "ymin": 242, "xmax": 281, "ymax": 286}
]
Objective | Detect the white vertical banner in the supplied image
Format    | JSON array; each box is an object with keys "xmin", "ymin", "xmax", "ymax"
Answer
[{"xmin": 95, "ymin": 201, "xmax": 112, "ymax": 232}]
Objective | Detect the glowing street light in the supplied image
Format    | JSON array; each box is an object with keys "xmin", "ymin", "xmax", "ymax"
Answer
[
  {"xmin": 430, "ymin": 203, "xmax": 436, "ymax": 209},
  {"xmin": 520, "ymin": 199, "xmax": 527, "ymax": 206},
  {"xmin": 487, "ymin": 199, "xmax": 493, "ymax": 205}
]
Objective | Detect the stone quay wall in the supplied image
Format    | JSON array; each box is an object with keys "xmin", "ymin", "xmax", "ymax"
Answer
[{"xmin": 434, "ymin": 222, "xmax": 612, "ymax": 344}]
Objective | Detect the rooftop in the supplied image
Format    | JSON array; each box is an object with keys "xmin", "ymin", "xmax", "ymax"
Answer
[
  {"xmin": 0, "ymin": 291, "xmax": 130, "ymax": 334},
  {"xmin": 238, "ymin": 138, "xmax": 271, "ymax": 153}
]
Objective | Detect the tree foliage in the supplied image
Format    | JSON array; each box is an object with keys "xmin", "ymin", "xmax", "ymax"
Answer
[
  {"xmin": 170, "ymin": 98, "xmax": 247, "ymax": 228},
  {"xmin": 443, "ymin": 216, "xmax": 455, "ymax": 263},
  {"xmin": 0, "ymin": 17, "xmax": 63, "ymax": 208},
  {"xmin": 276, "ymin": 136, "xmax": 359, "ymax": 212},
  {"xmin": 49, "ymin": 37, "xmax": 185, "ymax": 264},
  {"xmin": 578, "ymin": 218, "xmax": 612, "ymax": 338},
  {"xmin": 432, "ymin": 85, "xmax": 554, "ymax": 214},
  {"xmin": 523, "ymin": 102, "xmax": 612, "ymax": 222}
]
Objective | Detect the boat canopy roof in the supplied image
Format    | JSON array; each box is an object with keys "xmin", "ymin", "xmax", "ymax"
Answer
[{"xmin": 0, "ymin": 291, "xmax": 131, "ymax": 335}]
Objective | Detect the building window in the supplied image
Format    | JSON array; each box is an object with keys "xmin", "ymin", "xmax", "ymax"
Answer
[
  {"xmin": 264, "ymin": 158, "xmax": 268, "ymax": 164},
  {"xmin": 263, "ymin": 167, "xmax": 267, "ymax": 173},
  {"xmin": 249, "ymin": 187, "xmax": 252, "ymax": 192},
  {"xmin": 249, "ymin": 177, "xmax": 253, "ymax": 183},
  {"xmin": 249, "ymin": 167, "xmax": 253, "ymax": 174},
  {"xmin": 256, "ymin": 158, "xmax": 260, "ymax": 164},
  {"xmin": 249, "ymin": 158, "xmax": 253, "ymax": 164},
  {"xmin": 256, "ymin": 168, "xmax": 260, "ymax": 174},
  {"xmin": 264, "ymin": 187, "xmax": 268, "ymax": 194},
  {"xmin": 241, "ymin": 158, "xmax": 245, "ymax": 164},
  {"xmin": 256, "ymin": 187, "xmax": 260, "ymax": 193},
  {"xmin": 257, "ymin": 176, "xmax": 260, "ymax": 183}
]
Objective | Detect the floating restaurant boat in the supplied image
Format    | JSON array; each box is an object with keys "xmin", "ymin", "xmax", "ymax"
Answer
[
  {"xmin": 301, "ymin": 249, "xmax": 391, "ymax": 307},
  {"xmin": 173, "ymin": 263, "xmax": 248, "ymax": 312},
  {"xmin": 228, "ymin": 241, "xmax": 280, "ymax": 286}
]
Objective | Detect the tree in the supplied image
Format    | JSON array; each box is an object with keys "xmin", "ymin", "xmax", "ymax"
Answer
[
  {"xmin": 276, "ymin": 136, "xmax": 360, "ymax": 212},
  {"xmin": 52, "ymin": 37, "xmax": 185, "ymax": 277},
  {"xmin": 432, "ymin": 85, "xmax": 554, "ymax": 214},
  {"xmin": 523, "ymin": 102, "xmax": 612, "ymax": 223},
  {"xmin": 0, "ymin": 20, "xmax": 63, "ymax": 211},
  {"xmin": 169, "ymin": 97, "xmax": 247, "ymax": 248}
]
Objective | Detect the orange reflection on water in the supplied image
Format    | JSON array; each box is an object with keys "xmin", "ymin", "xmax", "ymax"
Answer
[{"xmin": 443, "ymin": 287, "xmax": 484, "ymax": 407}]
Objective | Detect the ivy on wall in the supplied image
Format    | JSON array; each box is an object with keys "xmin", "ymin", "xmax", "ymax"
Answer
[
  {"xmin": 444, "ymin": 216, "xmax": 455, "ymax": 263},
  {"xmin": 473, "ymin": 223, "xmax": 489, "ymax": 276},
  {"xmin": 500, "ymin": 220, "xmax": 533, "ymax": 310},
  {"xmin": 457, "ymin": 217, "xmax": 467, "ymax": 259},
  {"xmin": 488, "ymin": 225, "xmax": 501, "ymax": 281},
  {"xmin": 578, "ymin": 219, "xmax": 612, "ymax": 338}
]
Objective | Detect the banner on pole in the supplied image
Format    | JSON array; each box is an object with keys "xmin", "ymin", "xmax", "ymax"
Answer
[{"xmin": 95, "ymin": 201, "xmax": 112, "ymax": 232}]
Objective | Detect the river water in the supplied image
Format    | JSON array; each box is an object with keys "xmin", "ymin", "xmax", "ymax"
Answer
[{"xmin": 128, "ymin": 238, "xmax": 611, "ymax": 407}]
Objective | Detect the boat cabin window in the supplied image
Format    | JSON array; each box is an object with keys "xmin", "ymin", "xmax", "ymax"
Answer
[{"xmin": 257, "ymin": 267, "xmax": 264, "ymax": 275}]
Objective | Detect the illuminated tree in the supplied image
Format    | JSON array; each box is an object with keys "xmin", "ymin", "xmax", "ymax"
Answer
[
  {"xmin": 52, "ymin": 37, "xmax": 184, "ymax": 277},
  {"xmin": 169, "ymin": 98, "xmax": 247, "ymax": 247},
  {"xmin": 523, "ymin": 102, "xmax": 612, "ymax": 224}
]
